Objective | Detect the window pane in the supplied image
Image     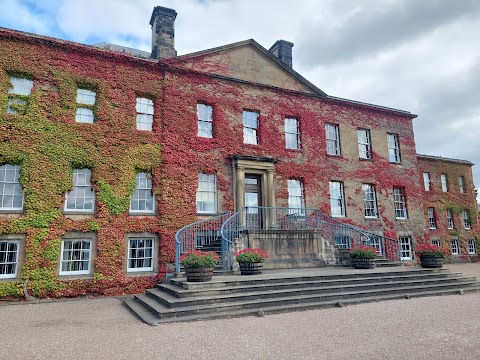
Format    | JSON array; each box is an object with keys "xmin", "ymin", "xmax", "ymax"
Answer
[
  {"xmin": 76, "ymin": 89, "xmax": 96, "ymax": 105},
  {"xmin": 9, "ymin": 77, "xmax": 33, "ymax": 96},
  {"xmin": 75, "ymin": 108, "xmax": 94, "ymax": 123},
  {"xmin": 387, "ymin": 134, "xmax": 400, "ymax": 162},
  {"xmin": 127, "ymin": 238, "xmax": 154, "ymax": 272},
  {"xmin": 130, "ymin": 173, "xmax": 155, "ymax": 213},
  {"xmin": 0, "ymin": 165, "xmax": 24, "ymax": 210},
  {"xmin": 60, "ymin": 239, "xmax": 92, "ymax": 275},
  {"xmin": 0, "ymin": 241, "xmax": 18, "ymax": 278},
  {"xmin": 65, "ymin": 169, "xmax": 94, "ymax": 212},
  {"xmin": 196, "ymin": 173, "xmax": 216, "ymax": 213},
  {"xmin": 288, "ymin": 179, "xmax": 305, "ymax": 211}
]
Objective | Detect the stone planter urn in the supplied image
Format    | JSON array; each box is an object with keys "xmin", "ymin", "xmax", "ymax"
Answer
[{"xmin": 420, "ymin": 256, "xmax": 443, "ymax": 268}]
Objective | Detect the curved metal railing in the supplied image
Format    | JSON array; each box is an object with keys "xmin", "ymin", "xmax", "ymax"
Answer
[
  {"xmin": 220, "ymin": 206, "xmax": 374, "ymax": 270},
  {"xmin": 174, "ymin": 212, "xmax": 231, "ymax": 274}
]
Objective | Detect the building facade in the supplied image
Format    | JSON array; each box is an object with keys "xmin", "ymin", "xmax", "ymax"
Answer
[
  {"xmin": 417, "ymin": 155, "xmax": 478, "ymax": 261},
  {"xmin": 0, "ymin": 6, "xmax": 477, "ymax": 298}
]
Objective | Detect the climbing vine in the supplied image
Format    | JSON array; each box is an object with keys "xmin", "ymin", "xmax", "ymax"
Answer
[{"xmin": 0, "ymin": 26, "xmax": 477, "ymax": 300}]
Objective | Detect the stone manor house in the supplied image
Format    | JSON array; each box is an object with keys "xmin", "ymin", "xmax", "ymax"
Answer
[{"xmin": 0, "ymin": 6, "xmax": 477, "ymax": 298}]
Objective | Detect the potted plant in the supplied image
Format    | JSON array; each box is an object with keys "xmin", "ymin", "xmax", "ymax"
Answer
[
  {"xmin": 179, "ymin": 250, "xmax": 219, "ymax": 282},
  {"xmin": 416, "ymin": 245, "xmax": 450, "ymax": 268},
  {"xmin": 235, "ymin": 248, "xmax": 269, "ymax": 275},
  {"xmin": 349, "ymin": 246, "xmax": 378, "ymax": 269}
]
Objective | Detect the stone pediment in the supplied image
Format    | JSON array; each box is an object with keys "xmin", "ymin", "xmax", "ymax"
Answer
[{"xmin": 166, "ymin": 40, "xmax": 326, "ymax": 96}]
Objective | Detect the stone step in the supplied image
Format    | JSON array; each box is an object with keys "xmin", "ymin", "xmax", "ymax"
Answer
[
  {"xmin": 148, "ymin": 277, "xmax": 477, "ymax": 308},
  {"xmin": 147, "ymin": 287, "xmax": 480, "ymax": 324},
  {"xmin": 169, "ymin": 269, "xmax": 452, "ymax": 290},
  {"xmin": 123, "ymin": 298, "xmax": 159, "ymax": 326},
  {"xmin": 132, "ymin": 281, "xmax": 480, "ymax": 322},
  {"xmin": 158, "ymin": 272, "xmax": 463, "ymax": 298},
  {"xmin": 124, "ymin": 268, "xmax": 480, "ymax": 325},
  {"xmin": 374, "ymin": 258, "xmax": 403, "ymax": 267}
]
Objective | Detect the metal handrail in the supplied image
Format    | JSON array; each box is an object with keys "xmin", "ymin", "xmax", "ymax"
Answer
[
  {"xmin": 174, "ymin": 212, "xmax": 231, "ymax": 274},
  {"xmin": 220, "ymin": 206, "xmax": 374, "ymax": 270}
]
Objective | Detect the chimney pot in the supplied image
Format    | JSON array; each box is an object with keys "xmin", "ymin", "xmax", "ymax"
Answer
[
  {"xmin": 268, "ymin": 40, "xmax": 294, "ymax": 68},
  {"xmin": 150, "ymin": 6, "xmax": 177, "ymax": 60}
]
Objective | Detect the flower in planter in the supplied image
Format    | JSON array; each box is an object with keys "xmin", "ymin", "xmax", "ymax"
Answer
[
  {"xmin": 179, "ymin": 250, "xmax": 219, "ymax": 267},
  {"xmin": 416, "ymin": 245, "xmax": 450, "ymax": 258},
  {"xmin": 235, "ymin": 248, "xmax": 269, "ymax": 264},
  {"xmin": 349, "ymin": 246, "xmax": 378, "ymax": 259}
]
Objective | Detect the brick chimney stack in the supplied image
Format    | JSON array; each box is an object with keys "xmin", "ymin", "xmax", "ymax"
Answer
[
  {"xmin": 150, "ymin": 6, "xmax": 177, "ymax": 60},
  {"xmin": 268, "ymin": 40, "xmax": 294, "ymax": 68}
]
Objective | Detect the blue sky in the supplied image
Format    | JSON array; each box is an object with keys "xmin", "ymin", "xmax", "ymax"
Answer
[{"xmin": 1, "ymin": 0, "xmax": 480, "ymax": 199}]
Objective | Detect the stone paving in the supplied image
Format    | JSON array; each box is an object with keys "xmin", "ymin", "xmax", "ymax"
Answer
[{"xmin": 1, "ymin": 263, "xmax": 480, "ymax": 360}]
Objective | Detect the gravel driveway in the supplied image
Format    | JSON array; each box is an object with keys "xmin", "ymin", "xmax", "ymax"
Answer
[{"xmin": 1, "ymin": 263, "xmax": 479, "ymax": 360}]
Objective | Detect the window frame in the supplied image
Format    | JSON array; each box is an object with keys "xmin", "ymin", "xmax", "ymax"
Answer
[
  {"xmin": 468, "ymin": 239, "xmax": 476, "ymax": 255},
  {"xmin": 431, "ymin": 239, "xmax": 441, "ymax": 248},
  {"xmin": 242, "ymin": 110, "xmax": 259, "ymax": 145},
  {"xmin": 334, "ymin": 235, "xmax": 351, "ymax": 249},
  {"xmin": 285, "ymin": 117, "xmax": 301, "ymax": 150},
  {"xmin": 362, "ymin": 184, "xmax": 378, "ymax": 218},
  {"xmin": 399, "ymin": 236, "xmax": 413, "ymax": 260},
  {"xmin": 446, "ymin": 209, "xmax": 454, "ymax": 229},
  {"xmin": 329, "ymin": 181, "xmax": 346, "ymax": 218},
  {"xmin": 393, "ymin": 187, "xmax": 408, "ymax": 219},
  {"xmin": 357, "ymin": 128, "xmax": 372, "ymax": 160},
  {"xmin": 325, "ymin": 123, "xmax": 341, "ymax": 155},
  {"xmin": 427, "ymin": 207, "xmax": 436, "ymax": 229},
  {"xmin": 440, "ymin": 174, "xmax": 448, "ymax": 192},
  {"xmin": 130, "ymin": 172, "xmax": 155, "ymax": 214},
  {"xmin": 451, "ymin": 239, "xmax": 459, "ymax": 255},
  {"xmin": 136, "ymin": 97, "xmax": 154, "ymax": 131},
  {"xmin": 0, "ymin": 164, "xmax": 24, "ymax": 211},
  {"xmin": 0, "ymin": 240, "xmax": 20, "ymax": 279},
  {"xmin": 196, "ymin": 173, "xmax": 217, "ymax": 214},
  {"xmin": 462, "ymin": 210, "xmax": 471, "ymax": 230},
  {"xmin": 197, "ymin": 103, "xmax": 213, "ymax": 138},
  {"xmin": 458, "ymin": 176, "xmax": 465, "ymax": 193},
  {"xmin": 287, "ymin": 179, "xmax": 306, "ymax": 212},
  {"xmin": 423, "ymin": 172, "xmax": 431, "ymax": 191},
  {"xmin": 127, "ymin": 237, "xmax": 154, "ymax": 273},
  {"xmin": 387, "ymin": 133, "xmax": 401, "ymax": 163},
  {"xmin": 75, "ymin": 88, "xmax": 96, "ymax": 123},
  {"xmin": 7, "ymin": 76, "xmax": 33, "ymax": 115},
  {"xmin": 59, "ymin": 238, "xmax": 93, "ymax": 276},
  {"xmin": 64, "ymin": 169, "xmax": 95, "ymax": 213}
]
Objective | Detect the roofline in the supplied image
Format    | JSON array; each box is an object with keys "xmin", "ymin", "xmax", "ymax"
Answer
[
  {"xmin": 163, "ymin": 38, "xmax": 328, "ymax": 97},
  {"xmin": 327, "ymin": 95, "xmax": 417, "ymax": 118},
  {"xmin": 0, "ymin": 27, "xmax": 416, "ymax": 118},
  {"xmin": 166, "ymin": 39, "xmax": 416, "ymax": 118},
  {"xmin": 0, "ymin": 27, "xmax": 158, "ymax": 66},
  {"xmin": 417, "ymin": 154, "xmax": 474, "ymax": 166}
]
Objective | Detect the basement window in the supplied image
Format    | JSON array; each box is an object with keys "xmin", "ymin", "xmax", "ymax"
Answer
[
  {"xmin": 0, "ymin": 240, "xmax": 19, "ymax": 279},
  {"xmin": 127, "ymin": 237, "xmax": 154, "ymax": 272},
  {"xmin": 59, "ymin": 239, "xmax": 92, "ymax": 275}
]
